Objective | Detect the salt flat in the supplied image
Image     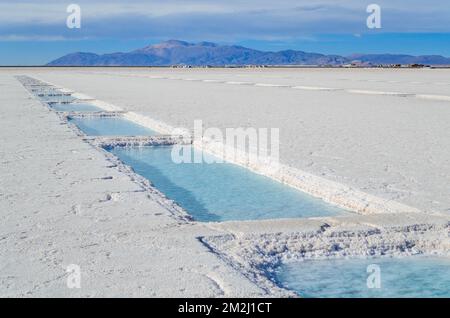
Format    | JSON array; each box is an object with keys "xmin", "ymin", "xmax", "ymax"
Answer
[
  {"xmin": 1, "ymin": 67, "xmax": 449, "ymax": 297},
  {"xmin": 0, "ymin": 71, "xmax": 271, "ymax": 297},
  {"xmin": 25, "ymin": 67, "xmax": 450, "ymax": 214}
]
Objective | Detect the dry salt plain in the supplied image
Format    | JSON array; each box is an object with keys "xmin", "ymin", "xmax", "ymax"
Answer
[{"xmin": 0, "ymin": 67, "xmax": 449, "ymax": 297}]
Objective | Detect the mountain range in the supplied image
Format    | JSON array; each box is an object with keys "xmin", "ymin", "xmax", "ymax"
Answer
[{"xmin": 47, "ymin": 40, "xmax": 450, "ymax": 66}]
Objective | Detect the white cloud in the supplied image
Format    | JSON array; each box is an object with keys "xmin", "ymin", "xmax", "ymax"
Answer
[{"xmin": 1, "ymin": 0, "xmax": 449, "ymax": 40}]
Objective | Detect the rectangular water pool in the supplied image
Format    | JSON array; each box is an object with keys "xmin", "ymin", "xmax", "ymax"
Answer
[
  {"xmin": 273, "ymin": 256, "xmax": 450, "ymax": 298},
  {"xmin": 69, "ymin": 116, "xmax": 157, "ymax": 136},
  {"xmin": 109, "ymin": 146, "xmax": 346, "ymax": 222},
  {"xmin": 38, "ymin": 94, "xmax": 75, "ymax": 103},
  {"xmin": 50, "ymin": 102, "xmax": 102, "ymax": 112}
]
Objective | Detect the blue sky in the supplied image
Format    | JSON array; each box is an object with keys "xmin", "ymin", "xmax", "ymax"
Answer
[{"xmin": 1, "ymin": 0, "xmax": 450, "ymax": 65}]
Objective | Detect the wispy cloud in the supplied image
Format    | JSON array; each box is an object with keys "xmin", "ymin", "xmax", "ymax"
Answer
[
  {"xmin": 0, "ymin": 35, "xmax": 68, "ymax": 41},
  {"xmin": 1, "ymin": 0, "xmax": 449, "ymax": 42}
]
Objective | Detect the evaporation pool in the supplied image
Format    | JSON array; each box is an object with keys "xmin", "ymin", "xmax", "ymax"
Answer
[
  {"xmin": 38, "ymin": 94, "xmax": 75, "ymax": 103},
  {"xmin": 109, "ymin": 146, "xmax": 346, "ymax": 222},
  {"xmin": 50, "ymin": 102, "xmax": 102, "ymax": 112},
  {"xmin": 69, "ymin": 116, "xmax": 157, "ymax": 136},
  {"xmin": 273, "ymin": 256, "xmax": 450, "ymax": 298}
]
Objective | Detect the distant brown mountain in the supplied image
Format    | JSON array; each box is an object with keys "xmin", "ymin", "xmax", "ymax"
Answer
[{"xmin": 47, "ymin": 40, "xmax": 450, "ymax": 66}]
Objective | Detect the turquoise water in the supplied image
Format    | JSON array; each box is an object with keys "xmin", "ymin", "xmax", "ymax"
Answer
[
  {"xmin": 69, "ymin": 117, "xmax": 157, "ymax": 136},
  {"xmin": 38, "ymin": 94, "xmax": 75, "ymax": 103},
  {"xmin": 50, "ymin": 102, "xmax": 102, "ymax": 112},
  {"xmin": 274, "ymin": 256, "xmax": 450, "ymax": 298},
  {"xmin": 110, "ymin": 146, "xmax": 345, "ymax": 222}
]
